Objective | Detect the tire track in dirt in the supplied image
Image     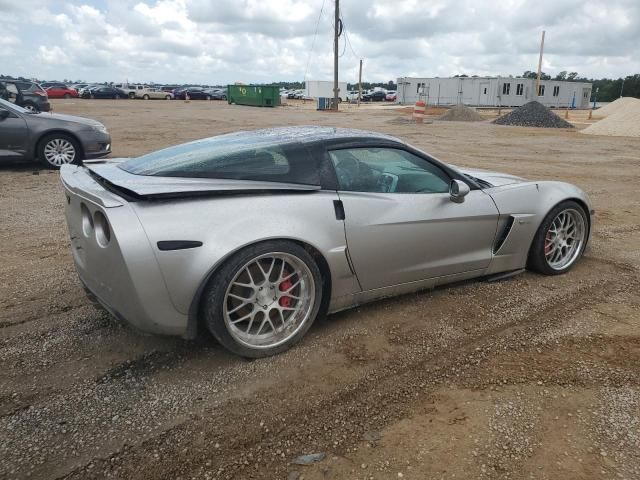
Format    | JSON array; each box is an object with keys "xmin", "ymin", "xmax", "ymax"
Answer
[{"xmin": 55, "ymin": 265, "xmax": 637, "ymax": 480}]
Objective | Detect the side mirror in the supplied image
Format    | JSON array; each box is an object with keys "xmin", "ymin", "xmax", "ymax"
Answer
[
  {"xmin": 0, "ymin": 109, "xmax": 10, "ymax": 120},
  {"xmin": 449, "ymin": 179, "xmax": 470, "ymax": 203}
]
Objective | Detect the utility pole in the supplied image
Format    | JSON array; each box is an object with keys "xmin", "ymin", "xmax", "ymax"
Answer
[
  {"xmin": 535, "ymin": 30, "xmax": 545, "ymax": 97},
  {"xmin": 357, "ymin": 59, "xmax": 362, "ymax": 106},
  {"xmin": 620, "ymin": 77, "xmax": 625, "ymax": 98},
  {"xmin": 332, "ymin": 0, "xmax": 339, "ymax": 110}
]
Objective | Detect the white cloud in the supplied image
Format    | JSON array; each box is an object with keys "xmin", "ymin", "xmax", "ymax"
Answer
[{"xmin": 0, "ymin": 0, "xmax": 638, "ymax": 83}]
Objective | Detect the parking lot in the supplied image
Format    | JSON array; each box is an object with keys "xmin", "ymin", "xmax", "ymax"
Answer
[{"xmin": 1, "ymin": 99, "xmax": 639, "ymax": 480}]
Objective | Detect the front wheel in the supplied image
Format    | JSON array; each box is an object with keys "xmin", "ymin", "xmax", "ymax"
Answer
[
  {"xmin": 38, "ymin": 134, "xmax": 81, "ymax": 169},
  {"xmin": 143, "ymin": 94, "xmax": 150, "ymax": 100},
  {"xmin": 165, "ymin": 95, "xmax": 171, "ymax": 100},
  {"xmin": 528, "ymin": 201, "xmax": 589, "ymax": 275},
  {"xmin": 203, "ymin": 241, "xmax": 324, "ymax": 358}
]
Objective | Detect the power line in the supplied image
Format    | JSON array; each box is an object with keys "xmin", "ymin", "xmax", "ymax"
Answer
[
  {"xmin": 304, "ymin": 0, "xmax": 326, "ymax": 82},
  {"xmin": 343, "ymin": 23, "xmax": 359, "ymax": 59}
]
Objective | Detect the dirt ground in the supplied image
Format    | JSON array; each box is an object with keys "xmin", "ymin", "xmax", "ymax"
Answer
[{"xmin": 1, "ymin": 99, "xmax": 639, "ymax": 480}]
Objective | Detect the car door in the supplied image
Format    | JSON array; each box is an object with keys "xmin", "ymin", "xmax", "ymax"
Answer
[
  {"xmin": 328, "ymin": 147, "xmax": 499, "ymax": 291},
  {"xmin": 0, "ymin": 105, "xmax": 28, "ymax": 160}
]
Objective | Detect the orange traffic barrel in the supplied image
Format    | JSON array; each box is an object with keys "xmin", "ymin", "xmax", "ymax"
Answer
[{"xmin": 413, "ymin": 101, "xmax": 426, "ymax": 124}]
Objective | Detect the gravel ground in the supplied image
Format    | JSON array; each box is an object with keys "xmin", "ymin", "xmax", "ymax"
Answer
[
  {"xmin": 1, "ymin": 98, "xmax": 639, "ymax": 480},
  {"xmin": 493, "ymin": 101, "xmax": 574, "ymax": 128}
]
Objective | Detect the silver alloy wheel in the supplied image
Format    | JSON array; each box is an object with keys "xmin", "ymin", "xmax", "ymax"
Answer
[
  {"xmin": 223, "ymin": 252, "xmax": 316, "ymax": 349},
  {"xmin": 23, "ymin": 104, "xmax": 37, "ymax": 113},
  {"xmin": 43, "ymin": 138, "xmax": 76, "ymax": 166},
  {"xmin": 544, "ymin": 208, "xmax": 586, "ymax": 270}
]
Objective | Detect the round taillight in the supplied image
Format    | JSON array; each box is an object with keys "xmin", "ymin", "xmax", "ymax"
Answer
[
  {"xmin": 94, "ymin": 211, "xmax": 111, "ymax": 247},
  {"xmin": 81, "ymin": 203, "xmax": 94, "ymax": 237}
]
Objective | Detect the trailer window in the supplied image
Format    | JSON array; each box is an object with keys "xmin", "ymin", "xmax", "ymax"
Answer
[
  {"xmin": 502, "ymin": 83, "xmax": 511, "ymax": 95},
  {"xmin": 538, "ymin": 85, "xmax": 545, "ymax": 96},
  {"xmin": 553, "ymin": 86, "xmax": 560, "ymax": 97},
  {"xmin": 516, "ymin": 83, "xmax": 524, "ymax": 95}
]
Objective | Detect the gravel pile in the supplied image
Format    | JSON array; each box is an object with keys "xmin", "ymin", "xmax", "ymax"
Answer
[
  {"xmin": 593, "ymin": 97, "xmax": 639, "ymax": 118},
  {"xmin": 438, "ymin": 104, "xmax": 484, "ymax": 122},
  {"xmin": 581, "ymin": 101, "xmax": 640, "ymax": 137},
  {"xmin": 493, "ymin": 101, "xmax": 574, "ymax": 128}
]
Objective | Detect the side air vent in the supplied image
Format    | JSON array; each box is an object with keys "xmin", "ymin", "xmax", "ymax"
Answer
[{"xmin": 493, "ymin": 216, "xmax": 515, "ymax": 254}]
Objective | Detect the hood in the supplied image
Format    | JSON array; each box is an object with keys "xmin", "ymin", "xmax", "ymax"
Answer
[
  {"xmin": 85, "ymin": 161, "xmax": 320, "ymax": 197},
  {"xmin": 30, "ymin": 111, "xmax": 104, "ymax": 128},
  {"xmin": 454, "ymin": 166, "xmax": 527, "ymax": 187}
]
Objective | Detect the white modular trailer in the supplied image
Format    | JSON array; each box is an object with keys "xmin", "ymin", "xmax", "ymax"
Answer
[
  {"xmin": 397, "ymin": 76, "xmax": 592, "ymax": 108},
  {"xmin": 304, "ymin": 80, "xmax": 349, "ymax": 101}
]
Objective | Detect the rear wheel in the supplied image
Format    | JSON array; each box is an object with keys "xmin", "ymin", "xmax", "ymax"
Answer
[
  {"xmin": 528, "ymin": 201, "xmax": 588, "ymax": 275},
  {"xmin": 22, "ymin": 102, "xmax": 39, "ymax": 113},
  {"xmin": 204, "ymin": 241, "xmax": 323, "ymax": 358},
  {"xmin": 165, "ymin": 95, "xmax": 171, "ymax": 100},
  {"xmin": 128, "ymin": 92, "xmax": 135, "ymax": 99},
  {"xmin": 63, "ymin": 93, "xmax": 71, "ymax": 99},
  {"xmin": 38, "ymin": 133, "xmax": 81, "ymax": 169},
  {"xmin": 143, "ymin": 94, "xmax": 150, "ymax": 100}
]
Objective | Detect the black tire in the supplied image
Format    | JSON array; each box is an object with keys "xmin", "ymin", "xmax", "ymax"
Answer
[
  {"xmin": 63, "ymin": 93, "xmax": 71, "ymax": 99},
  {"xmin": 206, "ymin": 95, "xmax": 212, "ymax": 101},
  {"xmin": 143, "ymin": 94, "xmax": 150, "ymax": 100},
  {"xmin": 527, "ymin": 200, "xmax": 589, "ymax": 275},
  {"xmin": 90, "ymin": 94, "xmax": 95, "ymax": 99},
  {"xmin": 128, "ymin": 92, "xmax": 135, "ymax": 99},
  {"xmin": 37, "ymin": 133, "xmax": 82, "ymax": 169},
  {"xmin": 203, "ymin": 240, "xmax": 324, "ymax": 358},
  {"xmin": 165, "ymin": 95, "xmax": 171, "ymax": 100}
]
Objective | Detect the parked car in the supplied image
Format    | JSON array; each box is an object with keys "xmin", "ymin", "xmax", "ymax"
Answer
[
  {"xmin": 385, "ymin": 90, "xmax": 397, "ymax": 101},
  {"xmin": 45, "ymin": 84, "xmax": 79, "ymax": 99},
  {"xmin": 204, "ymin": 88, "xmax": 227, "ymax": 100},
  {"xmin": 114, "ymin": 84, "xmax": 148, "ymax": 99},
  {"xmin": 72, "ymin": 83, "xmax": 90, "ymax": 91},
  {"xmin": 362, "ymin": 91, "xmax": 387, "ymax": 102},
  {"xmin": 60, "ymin": 126, "xmax": 592, "ymax": 358},
  {"xmin": 81, "ymin": 86, "xmax": 129, "ymax": 99},
  {"xmin": 0, "ymin": 79, "xmax": 50, "ymax": 112},
  {"xmin": 174, "ymin": 88, "xmax": 212, "ymax": 100},
  {"xmin": 0, "ymin": 98, "xmax": 110, "ymax": 168},
  {"xmin": 136, "ymin": 88, "xmax": 173, "ymax": 100}
]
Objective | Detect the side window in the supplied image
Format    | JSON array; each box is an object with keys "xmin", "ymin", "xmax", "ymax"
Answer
[{"xmin": 328, "ymin": 148, "xmax": 450, "ymax": 194}]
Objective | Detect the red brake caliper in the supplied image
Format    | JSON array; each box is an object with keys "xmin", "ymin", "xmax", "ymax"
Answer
[
  {"xmin": 545, "ymin": 231, "xmax": 553, "ymax": 255},
  {"xmin": 279, "ymin": 274, "xmax": 293, "ymax": 308}
]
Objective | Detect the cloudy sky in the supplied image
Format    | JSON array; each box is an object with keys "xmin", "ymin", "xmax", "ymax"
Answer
[{"xmin": 1, "ymin": 0, "xmax": 638, "ymax": 85}]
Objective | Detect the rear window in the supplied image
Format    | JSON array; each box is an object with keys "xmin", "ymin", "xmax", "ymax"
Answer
[{"xmin": 119, "ymin": 133, "xmax": 319, "ymax": 185}]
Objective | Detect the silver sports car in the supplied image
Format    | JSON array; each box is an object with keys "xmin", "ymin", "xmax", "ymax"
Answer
[{"xmin": 61, "ymin": 127, "xmax": 593, "ymax": 357}]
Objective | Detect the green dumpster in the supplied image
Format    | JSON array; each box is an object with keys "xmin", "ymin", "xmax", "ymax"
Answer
[{"xmin": 227, "ymin": 85, "xmax": 281, "ymax": 107}]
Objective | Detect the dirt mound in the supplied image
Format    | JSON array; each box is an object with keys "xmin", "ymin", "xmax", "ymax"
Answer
[
  {"xmin": 581, "ymin": 102, "xmax": 640, "ymax": 137},
  {"xmin": 493, "ymin": 101, "xmax": 573, "ymax": 128},
  {"xmin": 593, "ymin": 97, "xmax": 640, "ymax": 118},
  {"xmin": 438, "ymin": 104, "xmax": 484, "ymax": 122}
]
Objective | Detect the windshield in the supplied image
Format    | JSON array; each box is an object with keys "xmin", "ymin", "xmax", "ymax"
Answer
[
  {"xmin": 118, "ymin": 131, "xmax": 320, "ymax": 185},
  {"xmin": 0, "ymin": 97, "xmax": 30, "ymax": 114}
]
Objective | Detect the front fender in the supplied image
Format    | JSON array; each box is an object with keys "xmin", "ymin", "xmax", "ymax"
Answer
[{"xmin": 485, "ymin": 181, "xmax": 592, "ymax": 274}]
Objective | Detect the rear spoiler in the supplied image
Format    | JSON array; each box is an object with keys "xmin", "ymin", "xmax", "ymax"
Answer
[
  {"xmin": 84, "ymin": 163, "xmax": 322, "ymax": 200},
  {"xmin": 60, "ymin": 165, "xmax": 125, "ymax": 208}
]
